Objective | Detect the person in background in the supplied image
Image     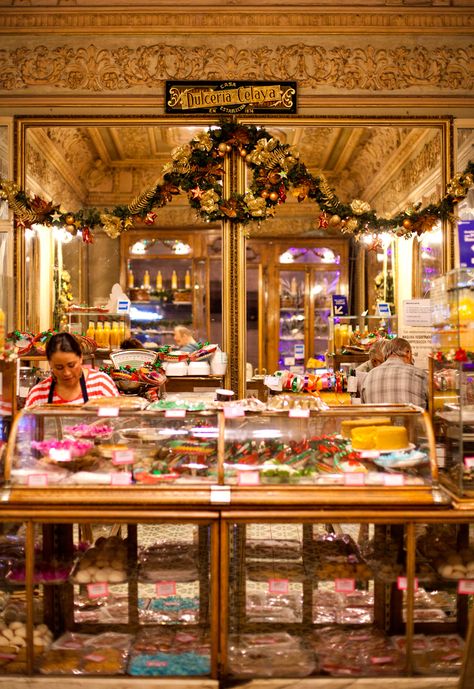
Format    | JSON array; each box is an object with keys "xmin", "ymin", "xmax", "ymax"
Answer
[
  {"xmin": 25, "ymin": 332, "xmax": 119, "ymax": 408},
  {"xmin": 361, "ymin": 336, "xmax": 428, "ymax": 408},
  {"xmin": 355, "ymin": 339, "xmax": 388, "ymax": 373},
  {"xmin": 173, "ymin": 326, "xmax": 200, "ymax": 353},
  {"xmin": 120, "ymin": 337, "xmax": 144, "ymax": 350}
]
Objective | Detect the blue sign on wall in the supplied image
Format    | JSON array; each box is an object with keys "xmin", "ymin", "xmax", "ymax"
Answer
[
  {"xmin": 458, "ymin": 220, "xmax": 474, "ymax": 267},
  {"xmin": 332, "ymin": 294, "xmax": 348, "ymax": 316}
]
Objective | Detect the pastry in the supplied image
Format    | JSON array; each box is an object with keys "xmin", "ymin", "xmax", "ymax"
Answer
[
  {"xmin": 351, "ymin": 425, "xmax": 408, "ymax": 451},
  {"xmin": 341, "ymin": 417, "xmax": 391, "ymax": 438},
  {"xmin": 38, "ymin": 649, "xmax": 83, "ymax": 674}
]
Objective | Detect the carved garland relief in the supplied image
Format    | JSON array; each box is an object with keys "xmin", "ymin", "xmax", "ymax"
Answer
[{"xmin": 0, "ymin": 43, "xmax": 472, "ymax": 93}]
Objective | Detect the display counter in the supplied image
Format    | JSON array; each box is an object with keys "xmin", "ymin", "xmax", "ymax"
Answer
[
  {"xmin": 0, "ymin": 399, "xmax": 472, "ymax": 685},
  {"xmin": 4, "ymin": 402, "xmax": 440, "ymax": 506}
]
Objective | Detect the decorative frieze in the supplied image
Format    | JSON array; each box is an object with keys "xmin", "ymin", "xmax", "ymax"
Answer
[{"xmin": 0, "ymin": 43, "xmax": 472, "ymax": 93}]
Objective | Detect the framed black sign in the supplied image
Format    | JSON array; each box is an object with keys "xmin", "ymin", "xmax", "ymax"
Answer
[{"xmin": 166, "ymin": 81, "xmax": 297, "ymax": 114}]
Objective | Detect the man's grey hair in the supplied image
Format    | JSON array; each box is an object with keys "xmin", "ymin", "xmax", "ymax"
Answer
[
  {"xmin": 385, "ymin": 337, "xmax": 412, "ymax": 358},
  {"xmin": 368, "ymin": 339, "xmax": 388, "ymax": 363}
]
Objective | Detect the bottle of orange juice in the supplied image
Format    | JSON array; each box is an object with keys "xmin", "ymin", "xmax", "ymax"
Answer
[
  {"xmin": 95, "ymin": 322, "xmax": 104, "ymax": 347},
  {"xmin": 103, "ymin": 322, "xmax": 111, "ymax": 349},
  {"xmin": 86, "ymin": 321, "xmax": 95, "ymax": 340}
]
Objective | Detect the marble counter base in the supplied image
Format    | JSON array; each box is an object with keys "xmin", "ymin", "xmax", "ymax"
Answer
[
  {"xmin": 223, "ymin": 679, "xmax": 459, "ymax": 689},
  {"xmin": 0, "ymin": 679, "xmax": 460, "ymax": 689},
  {"xmin": 0, "ymin": 680, "xmax": 217, "ymax": 689}
]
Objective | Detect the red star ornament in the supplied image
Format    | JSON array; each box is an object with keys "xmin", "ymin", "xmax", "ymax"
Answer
[
  {"xmin": 190, "ymin": 187, "xmax": 204, "ymax": 200},
  {"xmin": 145, "ymin": 212, "xmax": 157, "ymax": 225},
  {"xmin": 318, "ymin": 212, "xmax": 329, "ymax": 228}
]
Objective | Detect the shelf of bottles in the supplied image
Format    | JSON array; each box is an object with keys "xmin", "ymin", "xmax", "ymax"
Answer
[
  {"xmin": 127, "ymin": 264, "xmax": 193, "ymax": 349},
  {"xmin": 67, "ymin": 314, "xmax": 130, "ymax": 351},
  {"xmin": 278, "ymin": 272, "xmax": 306, "ymax": 373},
  {"xmin": 328, "ymin": 316, "xmax": 398, "ymax": 355}
]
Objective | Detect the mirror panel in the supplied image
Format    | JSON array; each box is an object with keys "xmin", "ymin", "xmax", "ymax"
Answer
[{"xmin": 17, "ymin": 117, "xmax": 451, "ymax": 383}]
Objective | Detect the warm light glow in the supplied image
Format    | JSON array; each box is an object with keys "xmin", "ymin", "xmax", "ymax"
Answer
[
  {"xmin": 311, "ymin": 284, "xmax": 323, "ymax": 296},
  {"xmin": 252, "ymin": 429, "xmax": 283, "ymax": 439},
  {"xmin": 53, "ymin": 226, "xmax": 73, "ymax": 244},
  {"xmin": 279, "ymin": 251, "xmax": 294, "ymax": 263},
  {"xmin": 419, "ymin": 225, "xmax": 442, "ymax": 246},
  {"xmin": 321, "ymin": 249, "xmax": 335, "ymax": 263},
  {"xmin": 361, "ymin": 233, "xmax": 375, "ymax": 245},
  {"xmin": 131, "ymin": 241, "xmax": 147, "ymax": 255},
  {"xmin": 173, "ymin": 241, "xmax": 191, "ymax": 255},
  {"xmin": 380, "ymin": 232, "xmax": 392, "ymax": 249}
]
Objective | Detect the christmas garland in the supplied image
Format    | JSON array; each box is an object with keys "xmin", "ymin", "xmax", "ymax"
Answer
[{"xmin": 0, "ymin": 120, "xmax": 473, "ymax": 243}]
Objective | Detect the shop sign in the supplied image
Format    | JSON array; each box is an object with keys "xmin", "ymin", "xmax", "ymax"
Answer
[
  {"xmin": 376, "ymin": 301, "xmax": 391, "ymax": 317},
  {"xmin": 458, "ymin": 220, "xmax": 474, "ymax": 267},
  {"xmin": 332, "ymin": 294, "xmax": 348, "ymax": 316},
  {"xmin": 166, "ymin": 81, "xmax": 297, "ymax": 114}
]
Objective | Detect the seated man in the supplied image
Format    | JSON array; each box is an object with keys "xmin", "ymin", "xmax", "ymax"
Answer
[
  {"xmin": 355, "ymin": 339, "xmax": 388, "ymax": 374},
  {"xmin": 173, "ymin": 325, "xmax": 200, "ymax": 353},
  {"xmin": 361, "ymin": 337, "xmax": 428, "ymax": 408}
]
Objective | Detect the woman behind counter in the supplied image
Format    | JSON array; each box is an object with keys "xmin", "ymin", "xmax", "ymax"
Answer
[{"xmin": 25, "ymin": 332, "xmax": 119, "ymax": 408}]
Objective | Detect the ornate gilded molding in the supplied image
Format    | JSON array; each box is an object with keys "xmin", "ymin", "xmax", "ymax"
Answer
[
  {"xmin": 0, "ymin": 43, "xmax": 473, "ymax": 94},
  {"xmin": 0, "ymin": 8, "xmax": 473, "ymax": 35}
]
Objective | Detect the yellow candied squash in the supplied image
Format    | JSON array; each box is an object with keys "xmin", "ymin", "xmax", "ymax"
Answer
[
  {"xmin": 350, "ymin": 426, "xmax": 377, "ymax": 450},
  {"xmin": 375, "ymin": 426, "xmax": 409, "ymax": 450},
  {"xmin": 351, "ymin": 425, "xmax": 409, "ymax": 451},
  {"xmin": 340, "ymin": 417, "xmax": 392, "ymax": 438}
]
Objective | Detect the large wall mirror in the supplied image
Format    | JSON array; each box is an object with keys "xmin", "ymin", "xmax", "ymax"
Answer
[{"xmin": 15, "ymin": 116, "xmax": 451, "ymax": 381}]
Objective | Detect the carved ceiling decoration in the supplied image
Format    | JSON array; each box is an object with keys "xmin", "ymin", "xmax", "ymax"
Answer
[
  {"xmin": 0, "ymin": 43, "xmax": 472, "ymax": 95},
  {"xmin": 25, "ymin": 122, "xmax": 442, "ymax": 235},
  {"xmin": 0, "ymin": 5, "xmax": 473, "ymax": 35}
]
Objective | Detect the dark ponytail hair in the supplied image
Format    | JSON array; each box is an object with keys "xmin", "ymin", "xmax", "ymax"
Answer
[{"xmin": 46, "ymin": 332, "xmax": 83, "ymax": 361}]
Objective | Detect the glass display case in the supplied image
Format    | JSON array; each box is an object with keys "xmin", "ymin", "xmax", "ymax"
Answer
[
  {"xmin": 221, "ymin": 516, "xmax": 473, "ymax": 681},
  {"xmin": 4, "ymin": 404, "xmax": 220, "ymax": 492},
  {"xmin": 1, "ymin": 402, "xmax": 473, "ymax": 682},
  {"xmin": 4, "ymin": 402, "xmax": 440, "ymax": 505},
  {"xmin": 0, "ymin": 518, "xmax": 218, "ymax": 678},
  {"xmin": 430, "ymin": 268, "xmax": 474, "ymax": 506},
  {"xmin": 222, "ymin": 405, "xmax": 438, "ymax": 504}
]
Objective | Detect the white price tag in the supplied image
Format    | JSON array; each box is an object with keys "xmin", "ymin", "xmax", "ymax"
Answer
[
  {"xmin": 210, "ymin": 486, "xmax": 231, "ymax": 504},
  {"xmin": 458, "ymin": 579, "xmax": 474, "ymax": 594},
  {"xmin": 384, "ymin": 473, "xmax": 405, "ymax": 486},
  {"xmin": 397, "ymin": 576, "xmax": 419, "ymax": 591},
  {"xmin": 284, "ymin": 357, "xmax": 295, "ymax": 366},
  {"xmin": 165, "ymin": 409, "xmax": 186, "ymax": 418},
  {"xmin": 268, "ymin": 578, "xmax": 289, "ymax": 594},
  {"xmin": 110, "ymin": 471, "xmax": 132, "ymax": 486},
  {"xmin": 87, "ymin": 582, "xmax": 109, "ymax": 599},
  {"xmin": 19, "ymin": 387, "xmax": 30, "ymax": 398},
  {"xmin": 27, "ymin": 473, "xmax": 48, "ymax": 487},
  {"xmin": 264, "ymin": 375, "xmax": 283, "ymax": 391},
  {"xmin": 335, "ymin": 578, "xmax": 355, "ymax": 593},
  {"xmin": 224, "ymin": 405, "xmax": 245, "ymax": 418},
  {"xmin": 237, "ymin": 470, "xmax": 260, "ymax": 486},
  {"xmin": 49, "ymin": 448, "xmax": 71, "ymax": 462},
  {"xmin": 83, "ymin": 653, "xmax": 106, "ymax": 663},
  {"xmin": 112, "ymin": 449, "xmax": 135, "ymax": 466},
  {"xmin": 98, "ymin": 406, "xmax": 119, "ymax": 417},
  {"xmin": 155, "ymin": 581, "xmax": 177, "ymax": 596},
  {"xmin": 347, "ymin": 376, "xmax": 358, "ymax": 393},
  {"xmin": 289, "ymin": 408, "xmax": 310, "ymax": 418},
  {"xmin": 344, "ymin": 473, "xmax": 366, "ymax": 486}
]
